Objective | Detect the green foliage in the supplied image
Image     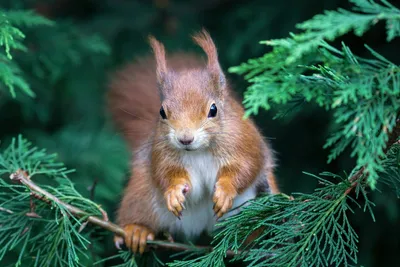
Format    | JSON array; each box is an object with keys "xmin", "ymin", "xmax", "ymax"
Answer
[
  {"xmin": 96, "ymin": 249, "xmax": 166, "ymax": 267},
  {"xmin": 379, "ymin": 142, "xmax": 400, "ymax": 196},
  {"xmin": 261, "ymin": 0, "xmax": 400, "ymax": 65},
  {"xmin": 230, "ymin": 0, "xmax": 400, "ymax": 189},
  {"xmin": 0, "ymin": 7, "xmax": 109, "ymax": 99},
  {"xmin": 0, "ymin": 136, "xmax": 105, "ymax": 266},
  {"xmin": 0, "ymin": 9, "xmax": 52, "ymax": 97},
  {"xmin": 0, "ymin": 9, "xmax": 53, "ymax": 59},
  {"xmin": 168, "ymin": 173, "xmax": 376, "ymax": 267}
]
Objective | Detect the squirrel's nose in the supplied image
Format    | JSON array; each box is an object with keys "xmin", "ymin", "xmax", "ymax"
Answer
[{"xmin": 179, "ymin": 136, "xmax": 194, "ymax": 145}]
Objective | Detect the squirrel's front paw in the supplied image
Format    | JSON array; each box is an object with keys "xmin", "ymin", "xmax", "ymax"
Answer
[
  {"xmin": 114, "ymin": 224, "xmax": 155, "ymax": 254},
  {"xmin": 213, "ymin": 181, "xmax": 237, "ymax": 218},
  {"xmin": 164, "ymin": 184, "xmax": 189, "ymax": 218}
]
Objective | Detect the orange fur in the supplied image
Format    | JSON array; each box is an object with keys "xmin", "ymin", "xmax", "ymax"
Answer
[
  {"xmin": 108, "ymin": 30, "xmax": 279, "ymax": 253},
  {"xmin": 116, "ymin": 155, "xmax": 160, "ymax": 230},
  {"xmin": 148, "ymin": 36, "xmax": 167, "ymax": 82},
  {"xmin": 107, "ymin": 53, "xmax": 204, "ymax": 148},
  {"xmin": 192, "ymin": 29, "xmax": 226, "ymax": 97},
  {"xmin": 213, "ymin": 173, "xmax": 237, "ymax": 218},
  {"xmin": 267, "ymin": 171, "xmax": 280, "ymax": 194}
]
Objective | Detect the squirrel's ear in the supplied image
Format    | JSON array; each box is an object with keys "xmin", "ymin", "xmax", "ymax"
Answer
[
  {"xmin": 148, "ymin": 35, "xmax": 168, "ymax": 91},
  {"xmin": 192, "ymin": 29, "xmax": 226, "ymax": 97}
]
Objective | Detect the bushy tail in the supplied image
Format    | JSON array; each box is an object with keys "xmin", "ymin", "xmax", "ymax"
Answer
[{"xmin": 107, "ymin": 53, "xmax": 204, "ymax": 150}]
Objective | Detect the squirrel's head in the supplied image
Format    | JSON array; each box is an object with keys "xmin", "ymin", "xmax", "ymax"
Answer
[{"xmin": 149, "ymin": 30, "xmax": 226, "ymax": 151}]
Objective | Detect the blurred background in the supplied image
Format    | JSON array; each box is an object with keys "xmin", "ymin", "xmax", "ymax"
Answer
[{"xmin": 0, "ymin": 0, "xmax": 399, "ymax": 266}]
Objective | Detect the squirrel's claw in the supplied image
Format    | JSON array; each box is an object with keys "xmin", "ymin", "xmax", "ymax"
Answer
[
  {"xmin": 165, "ymin": 184, "xmax": 189, "ymax": 219},
  {"xmin": 114, "ymin": 235, "xmax": 124, "ymax": 250}
]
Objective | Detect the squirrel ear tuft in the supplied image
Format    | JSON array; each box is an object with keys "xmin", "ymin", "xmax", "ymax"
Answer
[
  {"xmin": 148, "ymin": 35, "xmax": 168, "ymax": 85},
  {"xmin": 192, "ymin": 29, "xmax": 226, "ymax": 96}
]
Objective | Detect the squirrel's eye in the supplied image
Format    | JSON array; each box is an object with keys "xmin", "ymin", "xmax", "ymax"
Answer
[
  {"xmin": 160, "ymin": 106, "xmax": 167, "ymax": 119},
  {"xmin": 208, "ymin": 103, "xmax": 217, "ymax": 118}
]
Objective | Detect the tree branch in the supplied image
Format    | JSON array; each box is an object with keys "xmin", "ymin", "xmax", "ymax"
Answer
[{"xmin": 8, "ymin": 169, "xmax": 238, "ymax": 257}]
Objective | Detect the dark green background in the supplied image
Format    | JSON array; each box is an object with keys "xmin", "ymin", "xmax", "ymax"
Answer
[{"xmin": 1, "ymin": 0, "xmax": 399, "ymax": 266}]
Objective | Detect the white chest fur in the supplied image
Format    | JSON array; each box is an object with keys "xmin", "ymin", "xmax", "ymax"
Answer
[
  {"xmin": 181, "ymin": 151, "xmax": 218, "ymax": 202},
  {"xmin": 154, "ymin": 150, "xmax": 258, "ymax": 239}
]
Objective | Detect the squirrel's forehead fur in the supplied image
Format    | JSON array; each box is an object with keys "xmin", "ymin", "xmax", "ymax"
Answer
[
  {"xmin": 163, "ymin": 70, "xmax": 217, "ymax": 103},
  {"xmin": 161, "ymin": 70, "xmax": 217, "ymax": 119}
]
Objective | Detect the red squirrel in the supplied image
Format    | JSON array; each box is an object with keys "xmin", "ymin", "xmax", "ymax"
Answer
[{"xmin": 108, "ymin": 30, "xmax": 279, "ymax": 254}]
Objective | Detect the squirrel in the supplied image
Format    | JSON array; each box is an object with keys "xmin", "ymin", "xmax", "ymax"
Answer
[{"xmin": 108, "ymin": 29, "xmax": 279, "ymax": 254}]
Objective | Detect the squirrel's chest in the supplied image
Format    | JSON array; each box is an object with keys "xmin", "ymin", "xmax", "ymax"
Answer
[{"xmin": 180, "ymin": 151, "xmax": 219, "ymax": 202}]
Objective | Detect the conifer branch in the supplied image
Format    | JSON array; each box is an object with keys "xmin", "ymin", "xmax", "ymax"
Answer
[
  {"xmin": 345, "ymin": 115, "xmax": 400, "ymax": 191},
  {"xmin": 7, "ymin": 168, "xmax": 240, "ymax": 257},
  {"xmin": 9, "ymin": 169, "xmax": 121, "ymax": 234},
  {"xmin": 231, "ymin": 3, "xmax": 400, "ymax": 188}
]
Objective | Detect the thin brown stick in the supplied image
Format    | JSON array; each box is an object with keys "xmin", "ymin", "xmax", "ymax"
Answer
[{"xmin": 8, "ymin": 169, "xmax": 238, "ymax": 257}]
